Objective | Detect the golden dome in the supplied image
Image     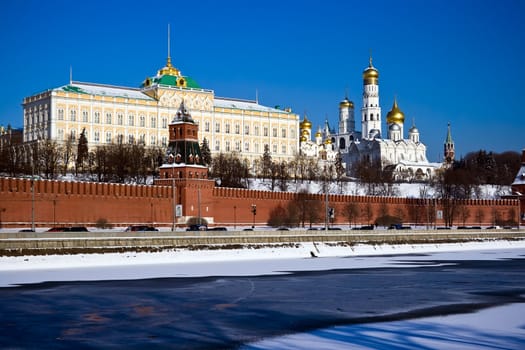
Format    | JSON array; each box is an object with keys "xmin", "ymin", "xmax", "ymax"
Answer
[
  {"xmin": 339, "ymin": 97, "xmax": 354, "ymax": 108},
  {"xmin": 158, "ymin": 56, "xmax": 180, "ymax": 76},
  {"xmin": 299, "ymin": 115, "xmax": 312, "ymax": 129},
  {"xmin": 301, "ymin": 129, "xmax": 309, "ymax": 136},
  {"xmin": 300, "ymin": 135, "xmax": 307, "ymax": 142},
  {"xmin": 386, "ymin": 98, "xmax": 405, "ymax": 124},
  {"xmin": 315, "ymin": 130, "xmax": 322, "ymax": 138},
  {"xmin": 363, "ymin": 56, "xmax": 379, "ymax": 84},
  {"xmin": 324, "ymin": 138, "xmax": 332, "ymax": 145}
]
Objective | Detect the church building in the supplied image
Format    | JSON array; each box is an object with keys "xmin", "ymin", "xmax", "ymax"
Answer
[{"xmin": 300, "ymin": 57, "xmax": 443, "ymax": 181}]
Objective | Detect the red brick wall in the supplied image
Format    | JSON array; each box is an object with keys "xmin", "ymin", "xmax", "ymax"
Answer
[{"xmin": 0, "ymin": 177, "xmax": 520, "ymax": 228}]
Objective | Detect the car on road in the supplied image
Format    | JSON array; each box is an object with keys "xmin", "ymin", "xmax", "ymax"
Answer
[
  {"xmin": 46, "ymin": 226, "xmax": 89, "ymax": 232},
  {"xmin": 125, "ymin": 225, "xmax": 158, "ymax": 232},
  {"xmin": 208, "ymin": 227, "xmax": 227, "ymax": 231},
  {"xmin": 186, "ymin": 224, "xmax": 208, "ymax": 231}
]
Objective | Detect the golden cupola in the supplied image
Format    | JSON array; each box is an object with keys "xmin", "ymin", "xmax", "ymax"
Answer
[
  {"xmin": 299, "ymin": 115, "xmax": 312, "ymax": 130},
  {"xmin": 363, "ymin": 56, "xmax": 379, "ymax": 85},
  {"xmin": 339, "ymin": 97, "xmax": 354, "ymax": 109},
  {"xmin": 386, "ymin": 98, "xmax": 405, "ymax": 124},
  {"xmin": 158, "ymin": 56, "xmax": 181, "ymax": 77}
]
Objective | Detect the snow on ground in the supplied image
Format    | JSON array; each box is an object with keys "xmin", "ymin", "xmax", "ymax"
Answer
[
  {"xmin": 1, "ymin": 239, "xmax": 524, "ymax": 287},
  {"xmin": 246, "ymin": 178, "xmax": 511, "ymax": 199}
]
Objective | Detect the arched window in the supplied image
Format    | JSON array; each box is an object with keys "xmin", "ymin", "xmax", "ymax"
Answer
[{"xmin": 339, "ymin": 137, "xmax": 346, "ymax": 149}]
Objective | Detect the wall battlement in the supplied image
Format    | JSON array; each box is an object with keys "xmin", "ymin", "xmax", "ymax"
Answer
[{"xmin": 0, "ymin": 177, "xmax": 520, "ymax": 229}]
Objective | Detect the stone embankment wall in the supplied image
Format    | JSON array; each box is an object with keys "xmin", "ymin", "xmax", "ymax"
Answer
[
  {"xmin": 1, "ymin": 230, "xmax": 524, "ymax": 256},
  {"xmin": 0, "ymin": 177, "xmax": 520, "ymax": 228}
]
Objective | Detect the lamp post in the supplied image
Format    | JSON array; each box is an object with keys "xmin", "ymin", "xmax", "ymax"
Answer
[
  {"xmin": 172, "ymin": 178, "xmax": 176, "ymax": 231},
  {"xmin": 31, "ymin": 177, "xmax": 35, "ymax": 232},
  {"xmin": 251, "ymin": 204, "xmax": 256, "ymax": 229},
  {"xmin": 234, "ymin": 205, "xmax": 237, "ymax": 230}
]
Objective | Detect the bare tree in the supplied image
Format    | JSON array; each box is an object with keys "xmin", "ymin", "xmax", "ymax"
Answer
[
  {"xmin": 267, "ymin": 204, "xmax": 287, "ymax": 227},
  {"xmin": 457, "ymin": 204, "xmax": 471, "ymax": 226},
  {"xmin": 62, "ymin": 131, "xmax": 76, "ymax": 175},
  {"xmin": 334, "ymin": 151, "xmax": 346, "ymax": 193},
  {"xmin": 343, "ymin": 201, "xmax": 360, "ymax": 227},
  {"xmin": 39, "ymin": 139, "xmax": 61, "ymax": 179},
  {"xmin": 362, "ymin": 202, "xmax": 374, "ymax": 225},
  {"xmin": 211, "ymin": 152, "xmax": 249, "ymax": 188}
]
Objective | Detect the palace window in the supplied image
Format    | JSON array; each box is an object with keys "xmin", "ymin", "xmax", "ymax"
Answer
[
  {"xmin": 215, "ymin": 122, "xmax": 220, "ymax": 132},
  {"xmin": 290, "ymin": 128, "xmax": 295, "ymax": 138},
  {"xmin": 244, "ymin": 142, "xmax": 249, "ymax": 152},
  {"xmin": 94, "ymin": 131, "xmax": 100, "ymax": 142},
  {"xmin": 205, "ymin": 121, "xmax": 210, "ymax": 132},
  {"xmin": 106, "ymin": 132, "xmax": 112, "ymax": 143},
  {"xmin": 215, "ymin": 140, "xmax": 220, "ymax": 151},
  {"xmin": 244, "ymin": 125, "xmax": 250, "ymax": 135},
  {"xmin": 128, "ymin": 134, "xmax": 134, "ymax": 144},
  {"xmin": 70, "ymin": 130, "xmax": 77, "ymax": 142},
  {"xmin": 82, "ymin": 110, "xmax": 88, "ymax": 122},
  {"xmin": 254, "ymin": 125, "xmax": 259, "ymax": 136},
  {"xmin": 58, "ymin": 129, "xmax": 64, "ymax": 140},
  {"xmin": 150, "ymin": 135, "xmax": 156, "ymax": 146},
  {"xmin": 139, "ymin": 134, "xmax": 145, "ymax": 145},
  {"xmin": 128, "ymin": 114, "xmax": 135, "ymax": 126},
  {"xmin": 272, "ymin": 144, "xmax": 277, "ymax": 153},
  {"xmin": 139, "ymin": 115, "xmax": 145, "ymax": 127},
  {"xmin": 150, "ymin": 116, "xmax": 156, "ymax": 128},
  {"xmin": 281, "ymin": 145, "xmax": 286, "ymax": 154},
  {"xmin": 254, "ymin": 142, "xmax": 259, "ymax": 153},
  {"xmin": 58, "ymin": 109, "xmax": 64, "ymax": 120},
  {"xmin": 273, "ymin": 128, "xmax": 277, "ymax": 137},
  {"xmin": 162, "ymin": 118, "xmax": 167, "ymax": 128},
  {"xmin": 161, "ymin": 136, "xmax": 167, "ymax": 146},
  {"xmin": 264, "ymin": 127, "xmax": 268, "ymax": 137},
  {"xmin": 106, "ymin": 113, "xmax": 112, "ymax": 124},
  {"xmin": 225, "ymin": 123, "xmax": 230, "ymax": 134},
  {"xmin": 70, "ymin": 110, "xmax": 76, "ymax": 121},
  {"xmin": 235, "ymin": 123, "xmax": 240, "ymax": 134},
  {"xmin": 117, "ymin": 113, "xmax": 123, "ymax": 125},
  {"xmin": 235, "ymin": 140, "xmax": 241, "ymax": 152},
  {"xmin": 225, "ymin": 141, "xmax": 231, "ymax": 151},
  {"xmin": 281, "ymin": 128, "xmax": 286, "ymax": 138},
  {"xmin": 94, "ymin": 112, "xmax": 100, "ymax": 123}
]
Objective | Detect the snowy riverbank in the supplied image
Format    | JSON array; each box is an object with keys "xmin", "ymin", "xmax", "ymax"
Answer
[{"xmin": 1, "ymin": 239, "xmax": 524, "ymax": 287}]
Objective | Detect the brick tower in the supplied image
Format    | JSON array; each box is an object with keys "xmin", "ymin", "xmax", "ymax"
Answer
[{"xmin": 155, "ymin": 102, "xmax": 215, "ymax": 227}]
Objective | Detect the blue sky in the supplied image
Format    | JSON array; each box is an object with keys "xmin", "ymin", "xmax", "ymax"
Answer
[{"xmin": 1, "ymin": 0, "xmax": 524, "ymax": 160}]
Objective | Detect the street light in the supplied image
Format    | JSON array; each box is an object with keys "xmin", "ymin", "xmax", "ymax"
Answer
[
  {"xmin": 234, "ymin": 205, "xmax": 237, "ymax": 229},
  {"xmin": 251, "ymin": 204, "xmax": 256, "ymax": 229}
]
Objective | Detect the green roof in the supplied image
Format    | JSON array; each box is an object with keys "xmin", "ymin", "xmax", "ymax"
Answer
[
  {"xmin": 62, "ymin": 85, "xmax": 88, "ymax": 94},
  {"xmin": 151, "ymin": 75, "xmax": 200, "ymax": 89}
]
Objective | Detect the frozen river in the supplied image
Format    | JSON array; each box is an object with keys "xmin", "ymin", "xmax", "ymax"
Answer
[{"xmin": 0, "ymin": 242, "xmax": 524, "ymax": 349}]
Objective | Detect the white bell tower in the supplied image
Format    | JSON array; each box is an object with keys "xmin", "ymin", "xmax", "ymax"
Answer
[{"xmin": 361, "ymin": 56, "xmax": 381, "ymax": 139}]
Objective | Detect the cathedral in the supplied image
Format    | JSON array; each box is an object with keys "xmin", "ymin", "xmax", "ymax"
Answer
[{"xmin": 300, "ymin": 57, "xmax": 445, "ymax": 181}]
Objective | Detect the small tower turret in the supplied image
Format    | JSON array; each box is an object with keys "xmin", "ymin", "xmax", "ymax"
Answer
[
  {"xmin": 444, "ymin": 122, "xmax": 455, "ymax": 165},
  {"xmin": 338, "ymin": 95, "xmax": 355, "ymax": 134}
]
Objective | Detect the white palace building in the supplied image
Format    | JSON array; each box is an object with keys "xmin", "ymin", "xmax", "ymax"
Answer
[{"xmin": 22, "ymin": 53, "xmax": 299, "ymax": 168}]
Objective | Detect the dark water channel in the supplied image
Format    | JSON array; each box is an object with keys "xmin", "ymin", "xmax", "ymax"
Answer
[{"xmin": 1, "ymin": 255, "xmax": 524, "ymax": 349}]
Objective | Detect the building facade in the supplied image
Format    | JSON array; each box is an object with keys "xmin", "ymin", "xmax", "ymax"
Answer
[
  {"xmin": 300, "ymin": 57, "xmax": 442, "ymax": 180},
  {"xmin": 22, "ymin": 55, "xmax": 299, "ymax": 169}
]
